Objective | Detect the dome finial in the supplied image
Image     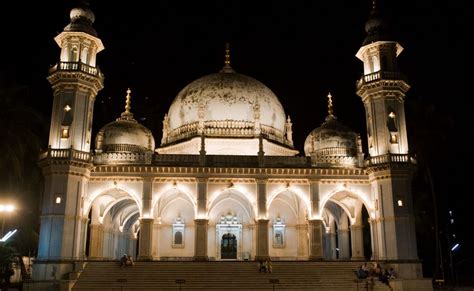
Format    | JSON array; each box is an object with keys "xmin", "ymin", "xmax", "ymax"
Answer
[
  {"xmin": 220, "ymin": 42, "xmax": 235, "ymax": 73},
  {"xmin": 325, "ymin": 92, "xmax": 337, "ymax": 121},
  {"xmin": 327, "ymin": 92, "xmax": 334, "ymax": 116},
  {"xmin": 119, "ymin": 88, "xmax": 135, "ymax": 121},
  {"xmin": 125, "ymin": 88, "xmax": 132, "ymax": 114},
  {"xmin": 225, "ymin": 42, "xmax": 231, "ymax": 66}
]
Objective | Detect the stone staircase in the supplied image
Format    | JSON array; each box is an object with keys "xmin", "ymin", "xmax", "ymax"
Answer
[{"xmin": 72, "ymin": 261, "xmax": 391, "ymax": 291}]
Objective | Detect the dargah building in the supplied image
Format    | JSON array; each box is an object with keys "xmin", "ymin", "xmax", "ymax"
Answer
[{"xmin": 32, "ymin": 1, "xmax": 432, "ymax": 290}]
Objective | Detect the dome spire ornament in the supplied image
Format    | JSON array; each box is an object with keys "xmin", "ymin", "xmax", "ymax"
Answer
[
  {"xmin": 220, "ymin": 42, "xmax": 235, "ymax": 73},
  {"xmin": 326, "ymin": 92, "xmax": 337, "ymax": 121},
  {"xmin": 119, "ymin": 88, "xmax": 135, "ymax": 121}
]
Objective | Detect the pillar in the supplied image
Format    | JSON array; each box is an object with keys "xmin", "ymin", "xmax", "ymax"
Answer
[
  {"xmin": 255, "ymin": 219, "xmax": 269, "ymax": 261},
  {"xmin": 328, "ymin": 231, "xmax": 337, "ymax": 260},
  {"xmin": 338, "ymin": 228, "xmax": 350, "ymax": 259},
  {"xmin": 351, "ymin": 224, "xmax": 365, "ymax": 260},
  {"xmin": 296, "ymin": 224, "xmax": 309, "ymax": 260},
  {"xmin": 138, "ymin": 218, "xmax": 153, "ymax": 261},
  {"xmin": 308, "ymin": 219, "xmax": 324, "ymax": 260},
  {"xmin": 194, "ymin": 219, "xmax": 209, "ymax": 261},
  {"xmin": 88, "ymin": 224, "xmax": 104, "ymax": 260}
]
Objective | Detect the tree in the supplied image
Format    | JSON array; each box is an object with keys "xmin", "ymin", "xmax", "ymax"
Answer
[{"xmin": 0, "ymin": 242, "xmax": 18, "ymax": 288}]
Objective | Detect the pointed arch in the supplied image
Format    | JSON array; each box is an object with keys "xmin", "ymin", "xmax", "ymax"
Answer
[
  {"xmin": 208, "ymin": 189, "xmax": 256, "ymax": 221},
  {"xmin": 84, "ymin": 185, "xmax": 142, "ymax": 217},
  {"xmin": 153, "ymin": 187, "xmax": 197, "ymax": 218},
  {"xmin": 267, "ymin": 187, "xmax": 311, "ymax": 215},
  {"xmin": 319, "ymin": 188, "xmax": 374, "ymax": 221}
]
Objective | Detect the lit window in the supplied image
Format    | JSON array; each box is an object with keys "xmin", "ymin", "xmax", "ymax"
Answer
[
  {"xmin": 273, "ymin": 216, "xmax": 285, "ymax": 248},
  {"xmin": 172, "ymin": 216, "xmax": 185, "ymax": 248},
  {"xmin": 397, "ymin": 199, "xmax": 403, "ymax": 207},
  {"xmin": 55, "ymin": 195, "xmax": 62, "ymax": 204}
]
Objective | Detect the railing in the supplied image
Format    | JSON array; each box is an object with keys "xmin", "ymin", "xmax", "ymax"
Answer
[
  {"xmin": 94, "ymin": 152, "xmax": 153, "ymax": 165},
  {"xmin": 40, "ymin": 148, "xmax": 92, "ymax": 163},
  {"xmin": 364, "ymin": 153, "xmax": 412, "ymax": 167},
  {"xmin": 49, "ymin": 61, "xmax": 103, "ymax": 78},
  {"xmin": 103, "ymin": 144, "xmax": 149, "ymax": 153},
  {"xmin": 153, "ymin": 154, "xmax": 200, "ymax": 165},
  {"xmin": 152, "ymin": 154, "xmax": 309, "ymax": 167},
  {"xmin": 314, "ymin": 147, "xmax": 356, "ymax": 157},
  {"xmin": 356, "ymin": 70, "xmax": 407, "ymax": 88},
  {"xmin": 165, "ymin": 121, "xmax": 290, "ymax": 146}
]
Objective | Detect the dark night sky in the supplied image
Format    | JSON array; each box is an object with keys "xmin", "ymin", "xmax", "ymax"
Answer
[{"xmin": 1, "ymin": 0, "xmax": 470, "ymax": 280}]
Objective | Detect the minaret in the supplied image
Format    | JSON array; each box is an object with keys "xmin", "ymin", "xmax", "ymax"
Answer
[
  {"xmin": 356, "ymin": 0, "xmax": 409, "ymax": 157},
  {"xmin": 34, "ymin": 2, "xmax": 104, "ymax": 285},
  {"xmin": 47, "ymin": 0, "xmax": 104, "ymax": 152},
  {"xmin": 356, "ymin": 1, "xmax": 418, "ymax": 261}
]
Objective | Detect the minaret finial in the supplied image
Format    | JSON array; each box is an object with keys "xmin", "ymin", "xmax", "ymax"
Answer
[
  {"xmin": 220, "ymin": 42, "xmax": 235, "ymax": 73},
  {"xmin": 119, "ymin": 88, "xmax": 135, "ymax": 121},
  {"xmin": 327, "ymin": 92, "xmax": 334, "ymax": 116},
  {"xmin": 372, "ymin": 0, "xmax": 376, "ymax": 9}
]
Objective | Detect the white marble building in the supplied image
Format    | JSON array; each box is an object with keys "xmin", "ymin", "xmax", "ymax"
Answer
[{"xmin": 33, "ymin": 1, "xmax": 425, "ymax": 287}]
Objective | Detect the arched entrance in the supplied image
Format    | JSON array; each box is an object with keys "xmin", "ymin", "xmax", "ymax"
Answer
[
  {"xmin": 221, "ymin": 233, "xmax": 237, "ymax": 259},
  {"xmin": 85, "ymin": 189, "xmax": 140, "ymax": 260},
  {"xmin": 321, "ymin": 190, "xmax": 373, "ymax": 261}
]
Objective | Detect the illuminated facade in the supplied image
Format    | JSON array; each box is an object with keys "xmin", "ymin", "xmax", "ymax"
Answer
[{"xmin": 33, "ymin": 2, "xmax": 430, "ymax": 290}]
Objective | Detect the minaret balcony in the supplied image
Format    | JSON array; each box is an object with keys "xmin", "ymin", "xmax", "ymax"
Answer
[
  {"xmin": 49, "ymin": 61, "xmax": 104, "ymax": 79},
  {"xmin": 39, "ymin": 148, "xmax": 92, "ymax": 164},
  {"xmin": 356, "ymin": 70, "xmax": 407, "ymax": 89},
  {"xmin": 364, "ymin": 153, "xmax": 416, "ymax": 167}
]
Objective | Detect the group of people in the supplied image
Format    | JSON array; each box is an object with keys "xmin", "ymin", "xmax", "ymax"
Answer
[
  {"xmin": 356, "ymin": 262, "xmax": 396, "ymax": 286},
  {"xmin": 258, "ymin": 258, "xmax": 272, "ymax": 273},
  {"xmin": 120, "ymin": 254, "xmax": 134, "ymax": 267}
]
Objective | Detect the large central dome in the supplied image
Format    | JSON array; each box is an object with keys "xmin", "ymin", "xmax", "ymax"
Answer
[
  {"xmin": 159, "ymin": 46, "xmax": 297, "ymax": 156},
  {"xmin": 159, "ymin": 53, "xmax": 297, "ymax": 156},
  {"xmin": 167, "ymin": 72, "xmax": 286, "ymax": 135}
]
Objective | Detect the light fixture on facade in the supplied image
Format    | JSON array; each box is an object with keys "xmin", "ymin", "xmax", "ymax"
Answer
[
  {"xmin": 390, "ymin": 133, "xmax": 398, "ymax": 144},
  {"xmin": 397, "ymin": 199, "xmax": 403, "ymax": 207},
  {"xmin": 64, "ymin": 105, "xmax": 72, "ymax": 112},
  {"xmin": 55, "ymin": 196, "xmax": 62, "ymax": 204},
  {"xmin": 388, "ymin": 111, "xmax": 396, "ymax": 118},
  {"xmin": 61, "ymin": 127, "xmax": 69, "ymax": 139}
]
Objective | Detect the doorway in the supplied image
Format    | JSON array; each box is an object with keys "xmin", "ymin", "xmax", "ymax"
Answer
[{"xmin": 221, "ymin": 233, "xmax": 237, "ymax": 259}]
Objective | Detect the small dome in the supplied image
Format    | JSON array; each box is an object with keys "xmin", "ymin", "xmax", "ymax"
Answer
[
  {"xmin": 64, "ymin": 5, "xmax": 98, "ymax": 36},
  {"xmin": 304, "ymin": 93, "xmax": 361, "ymax": 167},
  {"xmin": 70, "ymin": 7, "xmax": 95, "ymax": 23},
  {"xmin": 362, "ymin": 5, "xmax": 391, "ymax": 46},
  {"xmin": 94, "ymin": 89, "xmax": 155, "ymax": 165},
  {"xmin": 95, "ymin": 119, "xmax": 155, "ymax": 153}
]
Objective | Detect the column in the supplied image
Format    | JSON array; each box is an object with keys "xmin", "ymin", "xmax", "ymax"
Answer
[
  {"xmin": 296, "ymin": 224, "xmax": 309, "ymax": 260},
  {"xmin": 328, "ymin": 231, "xmax": 337, "ymax": 260},
  {"xmin": 309, "ymin": 180, "xmax": 320, "ymax": 218},
  {"xmin": 79, "ymin": 217, "xmax": 89, "ymax": 260},
  {"xmin": 338, "ymin": 228, "xmax": 350, "ymax": 259},
  {"xmin": 255, "ymin": 219, "xmax": 269, "ymax": 261},
  {"xmin": 88, "ymin": 224, "xmax": 104, "ymax": 260},
  {"xmin": 194, "ymin": 219, "xmax": 209, "ymax": 261},
  {"xmin": 351, "ymin": 224, "xmax": 365, "ymax": 260},
  {"xmin": 138, "ymin": 218, "xmax": 153, "ymax": 261},
  {"xmin": 308, "ymin": 219, "xmax": 324, "ymax": 260},
  {"xmin": 256, "ymin": 179, "xmax": 267, "ymax": 219},
  {"xmin": 196, "ymin": 178, "xmax": 208, "ymax": 218}
]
